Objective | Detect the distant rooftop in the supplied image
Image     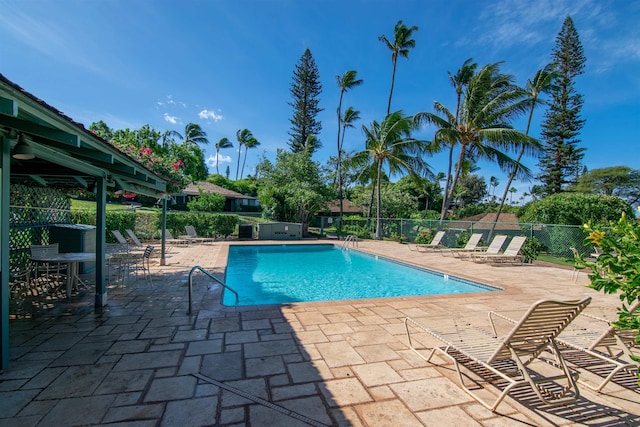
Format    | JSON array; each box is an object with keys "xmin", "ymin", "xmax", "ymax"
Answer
[{"xmin": 181, "ymin": 182, "xmax": 256, "ymax": 200}]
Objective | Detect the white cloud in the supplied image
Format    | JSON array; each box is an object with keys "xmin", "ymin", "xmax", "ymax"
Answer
[
  {"xmin": 157, "ymin": 95, "xmax": 187, "ymax": 109},
  {"xmin": 206, "ymin": 154, "xmax": 232, "ymax": 168},
  {"xmin": 163, "ymin": 113, "xmax": 178, "ymax": 124},
  {"xmin": 198, "ymin": 109, "xmax": 224, "ymax": 122}
]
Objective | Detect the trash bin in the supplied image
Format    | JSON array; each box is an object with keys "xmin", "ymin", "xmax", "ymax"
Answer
[{"xmin": 49, "ymin": 224, "xmax": 96, "ymax": 272}]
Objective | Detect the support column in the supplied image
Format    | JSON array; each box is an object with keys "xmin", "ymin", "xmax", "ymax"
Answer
[
  {"xmin": 160, "ymin": 198, "xmax": 167, "ymax": 266},
  {"xmin": 94, "ymin": 177, "xmax": 107, "ymax": 308},
  {"xmin": 1, "ymin": 138, "xmax": 11, "ymax": 371}
]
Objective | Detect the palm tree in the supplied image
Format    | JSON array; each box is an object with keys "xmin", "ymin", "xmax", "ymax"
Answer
[
  {"xmin": 338, "ymin": 106, "xmax": 361, "ymax": 218},
  {"xmin": 158, "ymin": 130, "xmax": 181, "ymax": 152},
  {"xmin": 178, "ymin": 123, "xmax": 209, "ymax": 147},
  {"xmin": 414, "ymin": 62, "xmax": 539, "ymax": 221},
  {"xmin": 441, "ymin": 59, "xmax": 477, "ymax": 214},
  {"xmin": 379, "ymin": 20, "xmax": 418, "ymax": 115},
  {"xmin": 240, "ymin": 136, "xmax": 260, "ymax": 180},
  {"xmin": 509, "ymin": 187, "xmax": 517, "ymax": 204},
  {"xmin": 489, "ymin": 176, "xmax": 499, "ymax": 200},
  {"xmin": 493, "ymin": 64, "xmax": 556, "ymax": 221},
  {"xmin": 351, "ymin": 111, "xmax": 429, "ymax": 239},
  {"xmin": 336, "ymin": 71, "xmax": 363, "ymax": 220},
  {"xmin": 235, "ymin": 129, "xmax": 254, "ymax": 180},
  {"xmin": 214, "ymin": 137, "xmax": 233, "ymax": 174}
]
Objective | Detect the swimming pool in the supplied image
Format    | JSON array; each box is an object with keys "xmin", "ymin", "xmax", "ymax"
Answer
[{"xmin": 223, "ymin": 244, "xmax": 498, "ymax": 306}]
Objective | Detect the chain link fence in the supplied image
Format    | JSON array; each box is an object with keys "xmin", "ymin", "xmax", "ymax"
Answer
[{"xmin": 318, "ymin": 216, "xmax": 594, "ymax": 258}]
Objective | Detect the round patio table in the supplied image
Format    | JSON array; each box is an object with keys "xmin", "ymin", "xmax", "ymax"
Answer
[{"xmin": 30, "ymin": 252, "xmax": 110, "ymax": 297}]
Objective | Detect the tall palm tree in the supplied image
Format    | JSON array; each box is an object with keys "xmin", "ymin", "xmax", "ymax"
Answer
[
  {"xmin": 338, "ymin": 106, "xmax": 361, "ymax": 218},
  {"xmin": 440, "ymin": 58, "xmax": 477, "ymax": 219},
  {"xmin": 214, "ymin": 137, "xmax": 233, "ymax": 174},
  {"xmin": 492, "ymin": 65, "xmax": 556, "ymax": 228},
  {"xmin": 178, "ymin": 123, "xmax": 209, "ymax": 147},
  {"xmin": 414, "ymin": 62, "xmax": 539, "ymax": 221},
  {"xmin": 336, "ymin": 71, "xmax": 363, "ymax": 220},
  {"xmin": 351, "ymin": 111, "xmax": 429, "ymax": 239},
  {"xmin": 158, "ymin": 130, "xmax": 181, "ymax": 152},
  {"xmin": 379, "ymin": 20, "xmax": 418, "ymax": 115},
  {"xmin": 240, "ymin": 136, "xmax": 260, "ymax": 179},
  {"xmin": 489, "ymin": 176, "xmax": 499, "ymax": 200},
  {"xmin": 235, "ymin": 129, "xmax": 254, "ymax": 180}
]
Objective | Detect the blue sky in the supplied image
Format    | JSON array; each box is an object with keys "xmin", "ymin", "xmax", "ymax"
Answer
[{"xmin": 1, "ymin": 0, "xmax": 639, "ymax": 199}]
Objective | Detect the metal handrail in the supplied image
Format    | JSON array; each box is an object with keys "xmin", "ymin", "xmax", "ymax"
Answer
[
  {"xmin": 188, "ymin": 265, "xmax": 239, "ymax": 314},
  {"xmin": 342, "ymin": 234, "xmax": 358, "ymax": 249}
]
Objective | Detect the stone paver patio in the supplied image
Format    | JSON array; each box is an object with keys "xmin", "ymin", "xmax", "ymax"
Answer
[{"xmin": 1, "ymin": 239, "xmax": 638, "ymax": 426}]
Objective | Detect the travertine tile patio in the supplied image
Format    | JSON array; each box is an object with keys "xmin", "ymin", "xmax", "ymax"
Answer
[{"xmin": 1, "ymin": 238, "xmax": 638, "ymax": 426}]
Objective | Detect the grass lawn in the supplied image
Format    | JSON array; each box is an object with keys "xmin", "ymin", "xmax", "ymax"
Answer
[
  {"xmin": 71, "ymin": 199, "xmax": 155, "ymax": 211},
  {"xmin": 536, "ymin": 253, "xmax": 576, "ymax": 267}
]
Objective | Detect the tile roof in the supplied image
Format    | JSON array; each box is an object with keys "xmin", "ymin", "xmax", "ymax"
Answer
[{"xmin": 181, "ymin": 181, "xmax": 256, "ymax": 199}]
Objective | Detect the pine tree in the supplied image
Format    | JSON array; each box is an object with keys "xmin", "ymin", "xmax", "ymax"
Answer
[
  {"xmin": 288, "ymin": 49, "xmax": 323, "ymax": 154},
  {"xmin": 538, "ymin": 15, "xmax": 586, "ymax": 195}
]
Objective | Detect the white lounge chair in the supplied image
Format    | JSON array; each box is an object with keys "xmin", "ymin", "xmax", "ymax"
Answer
[
  {"xmin": 405, "ymin": 297, "xmax": 592, "ymax": 411},
  {"xmin": 471, "ymin": 235, "xmax": 526, "ymax": 264},
  {"xmin": 409, "ymin": 230, "xmax": 446, "ymax": 252},
  {"xmin": 440, "ymin": 233, "xmax": 482, "ymax": 257},
  {"xmin": 183, "ymin": 225, "xmax": 215, "ymax": 244},
  {"xmin": 125, "ymin": 229, "xmax": 145, "ymax": 249},
  {"xmin": 456, "ymin": 234, "xmax": 508, "ymax": 259},
  {"xmin": 163, "ymin": 229, "xmax": 190, "ymax": 246},
  {"xmin": 557, "ymin": 302, "xmax": 639, "ymax": 391}
]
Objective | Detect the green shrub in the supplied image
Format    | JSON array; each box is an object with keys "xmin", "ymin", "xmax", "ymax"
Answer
[
  {"xmin": 415, "ymin": 229, "xmax": 434, "ymax": 244},
  {"xmin": 576, "ymin": 211, "xmax": 640, "ymax": 370},
  {"xmin": 70, "ymin": 210, "xmax": 137, "ymax": 242},
  {"xmin": 521, "ymin": 237, "xmax": 542, "ymax": 263},
  {"xmin": 340, "ymin": 224, "xmax": 371, "ymax": 239},
  {"xmin": 518, "ymin": 193, "xmax": 633, "ymax": 225},
  {"xmin": 455, "ymin": 230, "xmax": 471, "ymax": 248},
  {"xmin": 187, "ymin": 191, "xmax": 225, "ymax": 212},
  {"xmin": 71, "ymin": 210, "xmax": 239, "ymax": 240}
]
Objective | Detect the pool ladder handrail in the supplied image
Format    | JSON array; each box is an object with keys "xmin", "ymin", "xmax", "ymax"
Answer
[
  {"xmin": 188, "ymin": 265, "xmax": 239, "ymax": 314},
  {"xmin": 342, "ymin": 234, "xmax": 358, "ymax": 249}
]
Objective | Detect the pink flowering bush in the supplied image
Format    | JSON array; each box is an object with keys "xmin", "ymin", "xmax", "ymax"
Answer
[{"xmin": 118, "ymin": 145, "xmax": 187, "ymax": 194}]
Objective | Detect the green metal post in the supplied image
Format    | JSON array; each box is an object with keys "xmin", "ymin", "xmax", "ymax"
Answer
[
  {"xmin": 161, "ymin": 198, "xmax": 167, "ymax": 266},
  {"xmin": 1, "ymin": 138, "xmax": 10, "ymax": 370},
  {"xmin": 94, "ymin": 177, "xmax": 107, "ymax": 308}
]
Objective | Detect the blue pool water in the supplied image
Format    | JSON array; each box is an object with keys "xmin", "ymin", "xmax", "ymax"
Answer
[{"xmin": 223, "ymin": 244, "xmax": 498, "ymax": 306}]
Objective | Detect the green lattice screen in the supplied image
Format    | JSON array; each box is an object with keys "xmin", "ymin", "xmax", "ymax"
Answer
[{"xmin": 9, "ymin": 184, "xmax": 71, "ymax": 271}]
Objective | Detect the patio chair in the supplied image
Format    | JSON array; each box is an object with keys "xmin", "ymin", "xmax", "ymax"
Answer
[
  {"xmin": 183, "ymin": 225, "xmax": 215, "ymax": 244},
  {"xmin": 408, "ymin": 230, "xmax": 446, "ymax": 252},
  {"xmin": 29, "ymin": 244, "xmax": 67, "ymax": 289},
  {"xmin": 404, "ymin": 297, "xmax": 592, "ymax": 411},
  {"xmin": 440, "ymin": 233, "xmax": 482, "ymax": 257},
  {"xmin": 128, "ymin": 245, "xmax": 155, "ymax": 283},
  {"xmin": 471, "ymin": 236, "xmax": 526, "ymax": 264},
  {"xmin": 556, "ymin": 302, "xmax": 639, "ymax": 392}
]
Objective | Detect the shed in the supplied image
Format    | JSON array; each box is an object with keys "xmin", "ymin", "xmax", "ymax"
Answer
[{"xmin": 0, "ymin": 73, "xmax": 169, "ymax": 370}]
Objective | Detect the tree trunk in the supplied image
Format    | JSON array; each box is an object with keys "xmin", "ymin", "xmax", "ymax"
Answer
[
  {"xmin": 440, "ymin": 145, "xmax": 466, "ymax": 221},
  {"xmin": 386, "ymin": 56, "xmax": 397, "ymax": 115},
  {"xmin": 376, "ymin": 159, "xmax": 383, "ymax": 239},
  {"xmin": 440, "ymin": 144, "xmax": 455, "ymax": 221},
  {"xmin": 488, "ymin": 103, "xmax": 535, "ymax": 241}
]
